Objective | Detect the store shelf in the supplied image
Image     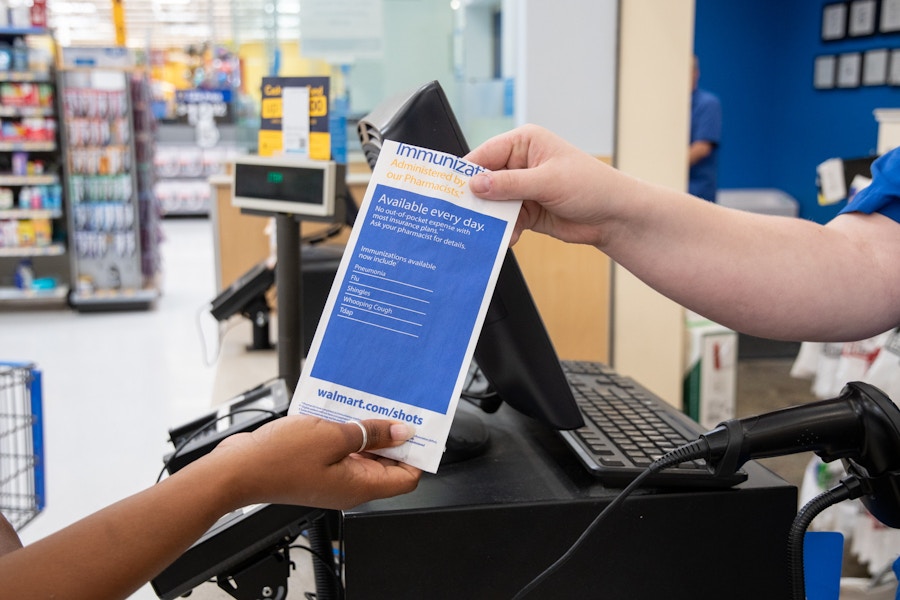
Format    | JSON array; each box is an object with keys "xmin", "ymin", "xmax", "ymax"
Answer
[
  {"xmin": 0, "ymin": 284, "xmax": 67, "ymax": 303},
  {"xmin": 69, "ymin": 287, "xmax": 158, "ymax": 311},
  {"xmin": 0, "ymin": 242, "xmax": 65, "ymax": 257},
  {"xmin": 0, "ymin": 106, "xmax": 54, "ymax": 118},
  {"xmin": 0, "ymin": 71, "xmax": 52, "ymax": 83},
  {"xmin": 0, "ymin": 141, "xmax": 55, "ymax": 152},
  {"xmin": 0, "ymin": 27, "xmax": 50, "ymax": 37},
  {"xmin": 0, "ymin": 174, "xmax": 59, "ymax": 186},
  {"xmin": 155, "ymin": 123, "xmax": 247, "ymax": 217},
  {"xmin": 61, "ymin": 66, "xmax": 161, "ymax": 310},
  {"xmin": 0, "ymin": 208, "xmax": 62, "ymax": 219},
  {"xmin": 0, "ymin": 29, "xmax": 70, "ymax": 312}
]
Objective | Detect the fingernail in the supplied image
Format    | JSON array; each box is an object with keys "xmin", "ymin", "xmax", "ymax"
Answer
[
  {"xmin": 391, "ymin": 423, "xmax": 416, "ymax": 441},
  {"xmin": 470, "ymin": 173, "xmax": 491, "ymax": 194}
]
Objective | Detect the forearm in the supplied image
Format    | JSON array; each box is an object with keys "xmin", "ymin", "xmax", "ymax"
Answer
[
  {"xmin": 0, "ymin": 416, "xmax": 419, "ymax": 600},
  {"xmin": 600, "ymin": 178, "xmax": 900, "ymax": 341},
  {"xmin": 467, "ymin": 125, "xmax": 899, "ymax": 341},
  {"xmin": 0, "ymin": 455, "xmax": 239, "ymax": 600},
  {"xmin": 688, "ymin": 140, "xmax": 712, "ymax": 166}
]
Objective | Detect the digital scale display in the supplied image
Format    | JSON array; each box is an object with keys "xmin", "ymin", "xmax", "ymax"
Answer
[
  {"xmin": 233, "ymin": 163, "xmax": 325, "ymax": 205},
  {"xmin": 231, "ymin": 156, "xmax": 337, "ymax": 218}
]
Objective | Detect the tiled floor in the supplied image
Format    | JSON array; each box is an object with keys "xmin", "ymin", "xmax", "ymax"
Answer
[
  {"xmin": 1, "ymin": 218, "xmax": 231, "ymax": 599},
  {"xmin": 0, "ymin": 217, "xmax": 879, "ymax": 598}
]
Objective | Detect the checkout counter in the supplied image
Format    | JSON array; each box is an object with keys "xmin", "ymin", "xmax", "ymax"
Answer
[
  {"xmin": 154, "ymin": 381, "xmax": 796, "ymax": 600},
  {"xmin": 180, "ymin": 157, "xmax": 797, "ymax": 600},
  {"xmin": 342, "ymin": 401, "xmax": 795, "ymax": 599}
]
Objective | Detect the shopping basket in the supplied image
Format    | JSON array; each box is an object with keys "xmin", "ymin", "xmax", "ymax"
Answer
[{"xmin": 0, "ymin": 362, "xmax": 45, "ymax": 531}]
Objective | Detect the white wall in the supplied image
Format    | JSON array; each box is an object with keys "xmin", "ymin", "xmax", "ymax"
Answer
[
  {"xmin": 613, "ymin": 0, "xmax": 694, "ymax": 405},
  {"xmin": 345, "ymin": 0, "xmax": 620, "ymax": 158},
  {"xmin": 513, "ymin": 0, "xmax": 618, "ymax": 156},
  {"xmin": 348, "ymin": 0, "xmax": 458, "ymax": 118}
]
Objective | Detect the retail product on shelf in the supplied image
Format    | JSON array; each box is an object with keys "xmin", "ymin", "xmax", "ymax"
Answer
[
  {"xmin": 0, "ymin": 28, "xmax": 68, "ymax": 305},
  {"xmin": 59, "ymin": 59, "xmax": 159, "ymax": 311},
  {"xmin": 149, "ymin": 47, "xmax": 250, "ymax": 217},
  {"xmin": 153, "ymin": 124, "xmax": 247, "ymax": 216}
]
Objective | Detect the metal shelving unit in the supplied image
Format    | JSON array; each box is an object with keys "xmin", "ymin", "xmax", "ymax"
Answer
[
  {"xmin": 59, "ymin": 63, "xmax": 159, "ymax": 311},
  {"xmin": 0, "ymin": 28, "xmax": 69, "ymax": 306}
]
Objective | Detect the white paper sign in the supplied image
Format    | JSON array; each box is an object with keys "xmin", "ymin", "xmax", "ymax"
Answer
[
  {"xmin": 817, "ymin": 157, "xmax": 847, "ymax": 205},
  {"xmin": 281, "ymin": 86, "xmax": 310, "ymax": 155},
  {"xmin": 289, "ymin": 140, "xmax": 521, "ymax": 472}
]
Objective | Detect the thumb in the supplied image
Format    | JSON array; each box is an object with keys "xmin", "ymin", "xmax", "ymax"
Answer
[
  {"xmin": 343, "ymin": 419, "xmax": 416, "ymax": 454},
  {"xmin": 470, "ymin": 168, "xmax": 551, "ymax": 204}
]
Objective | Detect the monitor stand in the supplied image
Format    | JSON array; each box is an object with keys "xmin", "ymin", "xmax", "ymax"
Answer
[
  {"xmin": 441, "ymin": 407, "xmax": 491, "ymax": 465},
  {"xmin": 244, "ymin": 296, "xmax": 274, "ymax": 351}
]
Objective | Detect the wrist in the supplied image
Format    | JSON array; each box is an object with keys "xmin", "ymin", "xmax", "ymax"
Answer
[{"xmin": 172, "ymin": 449, "xmax": 249, "ymax": 515}]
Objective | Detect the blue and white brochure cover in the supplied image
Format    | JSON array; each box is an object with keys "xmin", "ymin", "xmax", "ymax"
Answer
[{"xmin": 289, "ymin": 140, "xmax": 521, "ymax": 472}]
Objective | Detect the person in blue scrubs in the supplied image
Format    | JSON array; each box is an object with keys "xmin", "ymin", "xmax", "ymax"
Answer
[
  {"xmin": 467, "ymin": 125, "xmax": 900, "ymax": 343},
  {"xmin": 689, "ymin": 56, "xmax": 722, "ymax": 202}
]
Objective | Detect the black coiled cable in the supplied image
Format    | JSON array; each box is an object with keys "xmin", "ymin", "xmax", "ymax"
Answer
[{"xmin": 787, "ymin": 475, "xmax": 865, "ymax": 600}]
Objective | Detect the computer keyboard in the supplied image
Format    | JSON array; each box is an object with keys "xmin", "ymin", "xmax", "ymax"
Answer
[{"xmin": 558, "ymin": 360, "xmax": 747, "ymax": 488}]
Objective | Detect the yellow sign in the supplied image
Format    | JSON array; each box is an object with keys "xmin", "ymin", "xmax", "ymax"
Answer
[
  {"xmin": 261, "ymin": 97, "xmax": 282, "ymax": 120},
  {"xmin": 257, "ymin": 130, "xmax": 283, "ymax": 157},
  {"xmin": 258, "ymin": 76, "xmax": 331, "ymax": 160},
  {"xmin": 112, "ymin": 0, "xmax": 126, "ymax": 46},
  {"xmin": 309, "ymin": 88, "xmax": 328, "ymax": 117}
]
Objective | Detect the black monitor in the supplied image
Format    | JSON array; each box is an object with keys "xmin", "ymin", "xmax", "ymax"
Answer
[
  {"xmin": 358, "ymin": 80, "xmax": 584, "ymax": 459},
  {"xmin": 210, "ymin": 260, "xmax": 276, "ymax": 351},
  {"xmin": 208, "ymin": 245, "xmax": 345, "ymax": 355},
  {"xmin": 210, "ymin": 262, "xmax": 276, "ymax": 322}
]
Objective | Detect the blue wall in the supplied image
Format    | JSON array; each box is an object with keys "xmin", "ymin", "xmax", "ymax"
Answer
[{"xmin": 695, "ymin": 0, "xmax": 900, "ymax": 223}]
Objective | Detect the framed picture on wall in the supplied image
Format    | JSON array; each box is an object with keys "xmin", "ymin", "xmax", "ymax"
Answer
[
  {"xmin": 822, "ymin": 2, "xmax": 849, "ymax": 41},
  {"xmin": 881, "ymin": 0, "xmax": 900, "ymax": 32},
  {"xmin": 889, "ymin": 49, "xmax": 900, "ymax": 84},
  {"xmin": 863, "ymin": 48, "xmax": 889, "ymax": 85},
  {"xmin": 849, "ymin": 0, "xmax": 878, "ymax": 36},
  {"xmin": 837, "ymin": 52, "xmax": 863, "ymax": 87},
  {"xmin": 815, "ymin": 55, "xmax": 838, "ymax": 89}
]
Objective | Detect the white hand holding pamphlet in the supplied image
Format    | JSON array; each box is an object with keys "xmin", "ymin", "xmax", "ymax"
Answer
[{"xmin": 289, "ymin": 140, "xmax": 521, "ymax": 472}]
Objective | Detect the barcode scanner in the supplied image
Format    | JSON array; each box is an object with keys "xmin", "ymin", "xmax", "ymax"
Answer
[
  {"xmin": 699, "ymin": 381, "xmax": 900, "ymax": 528},
  {"xmin": 511, "ymin": 382, "xmax": 900, "ymax": 600}
]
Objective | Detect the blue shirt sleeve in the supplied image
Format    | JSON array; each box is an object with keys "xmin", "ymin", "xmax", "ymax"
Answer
[
  {"xmin": 840, "ymin": 147, "xmax": 900, "ymax": 223},
  {"xmin": 690, "ymin": 89, "xmax": 722, "ymax": 146}
]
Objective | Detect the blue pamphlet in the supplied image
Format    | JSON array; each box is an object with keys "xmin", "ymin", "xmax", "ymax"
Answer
[{"xmin": 289, "ymin": 140, "xmax": 521, "ymax": 472}]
